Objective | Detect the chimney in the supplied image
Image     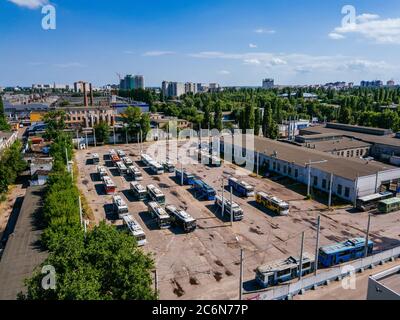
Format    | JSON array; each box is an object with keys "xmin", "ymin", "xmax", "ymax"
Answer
[
  {"xmin": 83, "ymin": 82, "xmax": 88, "ymax": 107},
  {"xmin": 89, "ymin": 83, "xmax": 94, "ymax": 106}
]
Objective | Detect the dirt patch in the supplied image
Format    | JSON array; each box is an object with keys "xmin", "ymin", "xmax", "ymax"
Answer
[
  {"xmin": 249, "ymin": 227, "xmax": 264, "ymax": 235},
  {"xmin": 158, "ymin": 183, "xmax": 170, "ymax": 189},
  {"xmin": 189, "ymin": 277, "xmax": 200, "ymax": 285},
  {"xmin": 213, "ymin": 271, "xmax": 223, "ymax": 282},
  {"xmin": 82, "ymin": 180, "xmax": 89, "ymax": 185},
  {"xmin": 171, "ymin": 279, "xmax": 185, "ymax": 297},
  {"xmin": 215, "ymin": 260, "xmax": 224, "ymax": 267},
  {"xmin": 225, "ymin": 270, "xmax": 233, "ymax": 276},
  {"xmin": 153, "ymin": 177, "xmax": 161, "ymax": 181}
]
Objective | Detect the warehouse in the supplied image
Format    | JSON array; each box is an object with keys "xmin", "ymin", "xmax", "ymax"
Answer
[
  {"xmin": 221, "ymin": 135, "xmax": 400, "ymax": 204},
  {"xmin": 300, "ymin": 124, "xmax": 400, "ymax": 160}
]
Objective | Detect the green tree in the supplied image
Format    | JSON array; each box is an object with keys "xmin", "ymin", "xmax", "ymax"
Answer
[
  {"xmin": 0, "ymin": 96, "xmax": 11, "ymax": 131},
  {"xmin": 44, "ymin": 110, "xmax": 66, "ymax": 140},
  {"xmin": 214, "ymin": 101, "xmax": 223, "ymax": 131},
  {"xmin": 94, "ymin": 121, "xmax": 110, "ymax": 144}
]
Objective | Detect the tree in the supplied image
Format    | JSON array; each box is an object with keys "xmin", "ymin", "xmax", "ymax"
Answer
[
  {"xmin": 94, "ymin": 121, "xmax": 110, "ymax": 144},
  {"xmin": 0, "ymin": 141, "xmax": 27, "ymax": 195},
  {"xmin": 254, "ymin": 107, "xmax": 261, "ymax": 136},
  {"xmin": 44, "ymin": 110, "xmax": 66, "ymax": 140},
  {"xmin": 23, "ymin": 223, "xmax": 156, "ymax": 300},
  {"xmin": 0, "ymin": 96, "xmax": 11, "ymax": 131},
  {"xmin": 214, "ymin": 101, "xmax": 223, "ymax": 131},
  {"xmin": 122, "ymin": 106, "xmax": 151, "ymax": 141}
]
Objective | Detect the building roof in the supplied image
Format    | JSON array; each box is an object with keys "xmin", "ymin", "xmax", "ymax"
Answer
[
  {"xmin": 301, "ymin": 125, "xmax": 400, "ymax": 148},
  {"xmin": 226, "ymin": 135, "xmax": 396, "ymax": 180},
  {"xmin": 371, "ymin": 265, "xmax": 400, "ymax": 295},
  {"xmin": 300, "ymin": 138, "xmax": 372, "ymax": 153}
]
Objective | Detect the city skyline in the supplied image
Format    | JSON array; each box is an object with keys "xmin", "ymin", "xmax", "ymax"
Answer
[{"xmin": 1, "ymin": 0, "xmax": 400, "ymax": 87}]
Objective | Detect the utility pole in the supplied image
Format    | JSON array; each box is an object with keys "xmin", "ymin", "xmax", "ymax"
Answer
[
  {"xmin": 181, "ymin": 162, "xmax": 184, "ymax": 186},
  {"xmin": 125, "ymin": 128, "xmax": 128, "ymax": 145},
  {"xmin": 364, "ymin": 214, "xmax": 372, "ymax": 258},
  {"xmin": 154, "ymin": 269, "xmax": 158, "ymax": 298},
  {"xmin": 78, "ymin": 196, "xmax": 83, "ymax": 227},
  {"xmin": 328, "ymin": 173, "xmax": 333, "ymax": 208},
  {"xmin": 113, "ymin": 126, "xmax": 116, "ymax": 145},
  {"xmin": 84, "ymin": 220, "xmax": 87, "ymax": 235},
  {"xmin": 298, "ymin": 231, "xmax": 305, "ymax": 281},
  {"xmin": 76, "ymin": 130, "xmax": 79, "ymax": 149},
  {"xmin": 256, "ymin": 152, "xmax": 259, "ymax": 176},
  {"xmin": 85, "ymin": 132, "xmax": 88, "ymax": 149},
  {"xmin": 354, "ymin": 175, "xmax": 359, "ymax": 208},
  {"xmin": 306, "ymin": 160, "xmax": 328, "ymax": 197},
  {"xmin": 230, "ymin": 186, "xmax": 234, "ymax": 226},
  {"xmin": 221, "ymin": 177, "xmax": 225, "ymax": 217},
  {"xmin": 314, "ymin": 216, "xmax": 321, "ymax": 276},
  {"xmin": 93, "ymin": 128, "xmax": 97, "ymax": 147},
  {"xmin": 239, "ymin": 249, "xmax": 243, "ymax": 301}
]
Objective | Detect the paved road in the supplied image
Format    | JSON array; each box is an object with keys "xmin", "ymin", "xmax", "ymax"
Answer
[{"xmin": 0, "ymin": 186, "xmax": 48, "ymax": 300}]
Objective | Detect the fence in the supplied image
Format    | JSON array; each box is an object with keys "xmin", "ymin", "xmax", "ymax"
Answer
[{"xmin": 249, "ymin": 246, "xmax": 400, "ymax": 300}]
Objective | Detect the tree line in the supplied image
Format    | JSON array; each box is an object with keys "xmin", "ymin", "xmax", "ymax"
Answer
[{"xmin": 21, "ymin": 124, "xmax": 156, "ymax": 300}]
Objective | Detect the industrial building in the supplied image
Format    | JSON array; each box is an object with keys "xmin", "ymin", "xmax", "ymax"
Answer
[
  {"xmin": 299, "ymin": 123, "xmax": 400, "ymax": 164},
  {"xmin": 221, "ymin": 135, "xmax": 400, "ymax": 203},
  {"xmin": 367, "ymin": 265, "xmax": 400, "ymax": 300}
]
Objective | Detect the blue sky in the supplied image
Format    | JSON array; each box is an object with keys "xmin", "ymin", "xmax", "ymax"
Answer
[{"xmin": 1, "ymin": 0, "xmax": 400, "ymax": 87}]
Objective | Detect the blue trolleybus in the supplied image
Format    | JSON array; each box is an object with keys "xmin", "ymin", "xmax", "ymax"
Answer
[
  {"xmin": 175, "ymin": 169, "xmax": 196, "ymax": 185},
  {"xmin": 192, "ymin": 179, "xmax": 216, "ymax": 201},
  {"xmin": 318, "ymin": 238, "xmax": 374, "ymax": 268}
]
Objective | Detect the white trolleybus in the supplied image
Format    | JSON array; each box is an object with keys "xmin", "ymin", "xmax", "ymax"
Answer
[
  {"xmin": 112, "ymin": 195, "xmax": 129, "ymax": 218},
  {"xmin": 146, "ymin": 184, "xmax": 166, "ymax": 204},
  {"xmin": 141, "ymin": 154, "xmax": 153, "ymax": 166},
  {"xmin": 122, "ymin": 214, "xmax": 147, "ymax": 246},
  {"xmin": 122, "ymin": 156, "xmax": 134, "ymax": 167},
  {"xmin": 128, "ymin": 165, "xmax": 143, "ymax": 181},
  {"xmin": 117, "ymin": 149, "xmax": 126, "ymax": 158},
  {"xmin": 256, "ymin": 192, "xmax": 290, "ymax": 216},
  {"xmin": 255, "ymin": 253, "xmax": 315, "ymax": 288},
  {"xmin": 103, "ymin": 176, "xmax": 116, "ymax": 195},
  {"xmin": 148, "ymin": 202, "xmax": 171, "ymax": 229},
  {"xmin": 149, "ymin": 161, "xmax": 164, "ymax": 175},
  {"xmin": 215, "ymin": 195, "xmax": 244, "ymax": 221},
  {"xmin": 116, "ymin": 161, "xmax": 128, "ymax": 175},
  {"xmin": 356, "ymin": 191, "xmax": 394, "ymax": 212},
  {"xmin": 97, "ymin": 165, "xmax": 108, "ymax": 179},
  {"xmin": 228, "ymin": 177, "xmax": 255, "ymax": 197},
  {"xmin": 165, "ymin": 205, "xmax": 197, "ymax": 233},
  {"xmin": 91, "ymin": 153, "xmax": 100, "ymax": 164},
  {"xmin": 130, "ymin": 182, "xmax": 147, "ymax": 200}
]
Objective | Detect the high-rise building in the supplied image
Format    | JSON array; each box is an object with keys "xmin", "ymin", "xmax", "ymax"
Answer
[
  {"xmin": 162, "ymin": 81, "xmax": 185, "ymax": 98},
  {"xmin": 185, "ymin": 82, "xmax": 197, "ymax": 94},
  {"xmin": 361, "ymin": 80, "xmax": 383, "ymax": 88},
  {"xmin": 120, "ymin": 74, "xmax": 145, "ymax": 90},
  {"xmin": 387, "ymin": 80, "xmax": 396, "ymax": 87},
  {"xmin": 262, "ymin": 78, "xmax": 274, "ymax": 89}
]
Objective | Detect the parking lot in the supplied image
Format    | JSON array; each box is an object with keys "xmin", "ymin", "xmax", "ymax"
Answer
[{"xmin": 75, "ymin": 141, "xmax": 400, "ymax": 300}]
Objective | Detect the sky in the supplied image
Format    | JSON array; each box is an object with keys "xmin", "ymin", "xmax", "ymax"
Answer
[{"xmin": 1, "ymin": 0, "xmax": 400, "ymax": 87}]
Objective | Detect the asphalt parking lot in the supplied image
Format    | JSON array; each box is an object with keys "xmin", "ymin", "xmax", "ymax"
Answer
[{"xmin": 75, "ymin": 141, "xmax": 400, "ymax": 300}]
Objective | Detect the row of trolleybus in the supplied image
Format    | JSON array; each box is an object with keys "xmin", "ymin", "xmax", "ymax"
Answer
[
  {"xmin": 255, "ymin": 237, "xmax": 374, "ymax": 288},
  {"xmin": 130, "ymin": 181, "xmax": 197, "ymax": 232},
  {"xmin": 356, "ymin": 191, "xmax": 400, "ymax": 214}
]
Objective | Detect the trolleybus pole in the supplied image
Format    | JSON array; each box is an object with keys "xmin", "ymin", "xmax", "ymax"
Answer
[
  {"xmin": 299, "ymin": 231, "xmax": 305, "ymax": 281},
  {"xmin": 314, "ymin": 216, "xmax": 321, "ymax": 276}
]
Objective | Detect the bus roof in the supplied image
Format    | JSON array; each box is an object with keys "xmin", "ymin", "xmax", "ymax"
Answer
[
  {"xmin": 358, "ymin": 191, "xmax": 393, "ymax": 203},
  {"xmin": 379, "ymin": 197, "xmax": 400, "ymax": 205},
  {"xmin": 320, "ymin": 238, "xmax": 373, "ymax": 255},
  {"xmin": 257, "ymin": 253, "xmax": 314, "ymax": 274}
]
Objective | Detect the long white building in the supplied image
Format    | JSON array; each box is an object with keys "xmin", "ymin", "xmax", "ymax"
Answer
[{"xmin": 221, "ymin": 135, "xmax": 400, "ymax": 203}]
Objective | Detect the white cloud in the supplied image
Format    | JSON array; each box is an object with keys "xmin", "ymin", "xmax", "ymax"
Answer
[
  {"xmin": 328, "ymin": 32, "xmax": 345, "ymax": 40},
  {"xmin": 53, "ymin": 62, "xmax": 86, "ymax": 68},
  {"xmin": 218, "ymin": 70, "xmax": 230, "ymax": 75},
  {"xmin": 254, "ymin": 28, "xmax": 276, "ymax": 34},
  {"xmin": 142, "ymin": 51, "xmax": 175, "ymax": 57},
  {"xmin": 8, "ymin": 0, "xmax": 48, "ymax": 9},
  {"xmin": 249, "ymin": 43, "xmax": 258, "ymax": 48},
  {"xmin": 330, "ymin": 12, "xmax": 400, "ymax": 44},
  {"xmin": 244, "ymin": 59, "xmax": 261, "ymax": 65},
  {"xmin": 190, "ymin": 50, "xmax": 396, "ymax": 76}
]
